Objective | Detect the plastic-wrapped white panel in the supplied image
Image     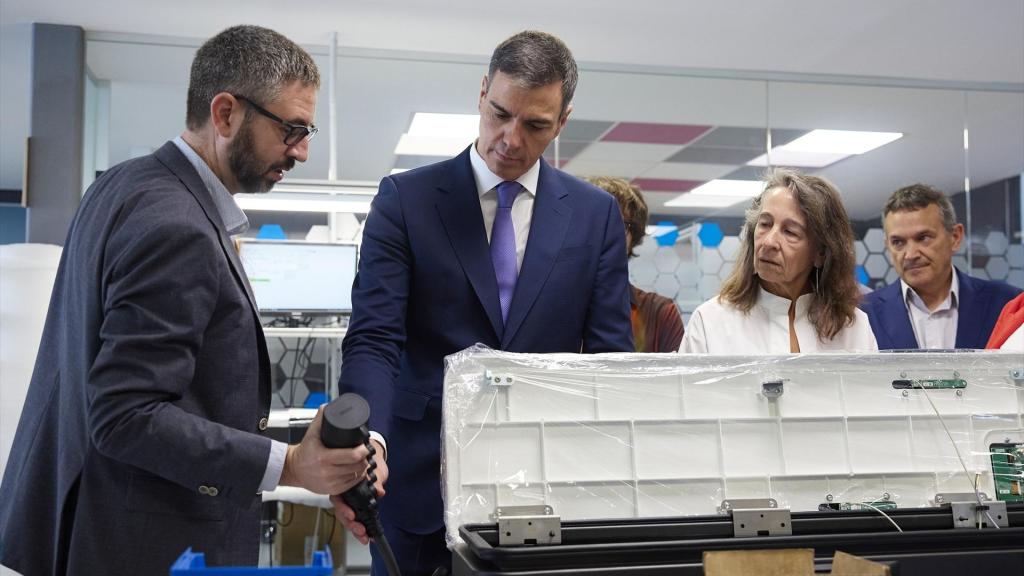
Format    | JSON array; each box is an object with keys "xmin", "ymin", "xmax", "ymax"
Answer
[{"xmin": 442, "ymin": 348, "xmax": 1024, "ymax": 545}]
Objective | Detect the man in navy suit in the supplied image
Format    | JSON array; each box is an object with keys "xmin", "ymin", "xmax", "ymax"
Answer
[
  {"xmin": 0, "ymin": 26, "xmax": 370, "ymax": 575},
  {"xmin": 336, "ymin": 31, "xmax": 633, "ymax": 576},
  {"xmin": 861, "ymin": 184, "xmax": 1021, "ymax": 350}
]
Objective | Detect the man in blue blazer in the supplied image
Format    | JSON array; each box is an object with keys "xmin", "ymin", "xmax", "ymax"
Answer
[
  {"xmin": 0, "ymin": 26, "xmax": 369, "ymax": 575},
  {"xmin": 336, "ymin": 31, "xmax": 633, "ymax": 575},
  {"xmin": 862, "ymin": 184, "xmax": 1021, "ymax": 350}
]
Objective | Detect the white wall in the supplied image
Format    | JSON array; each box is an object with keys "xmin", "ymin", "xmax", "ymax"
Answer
[
  {"xmin": 106, "ymin": 81, "xmax": 185, "ymax": 164},
  {"xmin": 0, "ymin": 23, "xmax": 32, "ymax": 191}
]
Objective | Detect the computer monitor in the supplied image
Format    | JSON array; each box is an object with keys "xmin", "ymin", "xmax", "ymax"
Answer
[{"xmin": 238, "ymin": 240, "xmax": 358, "ymax": 316}]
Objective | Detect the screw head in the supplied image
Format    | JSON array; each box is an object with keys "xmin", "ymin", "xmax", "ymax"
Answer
[{"xmin": 902, "ymin": 390, "xmax": 909, "ymax": 397}]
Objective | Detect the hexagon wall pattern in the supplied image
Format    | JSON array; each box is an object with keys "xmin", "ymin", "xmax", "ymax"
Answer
[{"xmin": 628, "ymin": 224, "xmax": 1023, "ymax": 326}]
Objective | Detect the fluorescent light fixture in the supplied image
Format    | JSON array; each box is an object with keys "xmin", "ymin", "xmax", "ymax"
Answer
[
  {"xmin": 395, "ymin": 112, "xmax": 480, "ymax": 156},
  {"xmin": 784, "ymin": 129, "xmax": 902, "ymax": 155},
  {"xmin": 664, "ymin": 179, "xmax": 762, "ymax": 209},
  {"xmin": 271, "ymin": 179, "xmax": 378, "ymax": 195},
  {"xmin": 687, "ymin": 179, "xmax": 763, "ymax": 197},
  {"xmin": 747, "ymin": 149, "xmax": 849, "ymax": 168},
  {"xmin": 235, "ymin": 193, "xmax": 371, "ymax": 214},
  {"xmin": 746, "ymin": 129, "xmax": 902, "ymax": 169},
  {"xmin": 663, "ymin": 194, "xmax": 751, "ymax": 209},
  {"xmin": 394, "ymin": 133, "xmax": 474, "ymax": 156},
  {"xmin": 408, "ymin": 113, "xmax": 479, "ymax": 140}
]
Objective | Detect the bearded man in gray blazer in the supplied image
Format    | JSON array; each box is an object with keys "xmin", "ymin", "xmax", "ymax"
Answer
[{"xmin": 0, "ymin": 25, "xmax": 369, "ymax": 575}]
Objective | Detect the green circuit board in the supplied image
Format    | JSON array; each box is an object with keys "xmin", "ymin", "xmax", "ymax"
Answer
[
  {"xmin": 818, "ymin": 500, "xmax": 897, "ymax": 512},
  {"xmin": 990, "ymin": 443, "xmax": 1024, "ymax": 503},
  {"xmin": 891, "ymin": 378, "xmax": 966, "ymax": 390}
]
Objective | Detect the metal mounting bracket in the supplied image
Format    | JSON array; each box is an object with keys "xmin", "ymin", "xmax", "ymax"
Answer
[
  {"xmin": 950, "ymin": 501, "xmax": 1008, "ymax": 529},
  {"xmin": 761, "ymin": 380, "xmax": 784, "ymax": 399},
  {"xmin": 484, "ymin": 370, "xmax": 515, "ymax": 387},
  {"xmin": 720, "ymin": 499, "xmax": 791, "ymax": 537},
  {"xmin": 493, "ymin": 505, "xmax": 561, "ymax": 546}
]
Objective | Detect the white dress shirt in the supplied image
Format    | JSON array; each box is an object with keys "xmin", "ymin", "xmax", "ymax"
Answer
[
  {"xmin": 682, "ymin": 287, "xmax": 878, "ymax": 354},
  {"xmin": 469, "ymin": 142, "xmax": 540, "ymax": 273},
  {"xmin": 901, "ymin": 274, "xmax": 959, "ymax": 349}
]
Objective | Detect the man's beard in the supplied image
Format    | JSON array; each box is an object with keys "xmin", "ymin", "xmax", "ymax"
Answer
[{"xmin": 228, "ymin": 121, "xmax": 294, "ymax": 193}]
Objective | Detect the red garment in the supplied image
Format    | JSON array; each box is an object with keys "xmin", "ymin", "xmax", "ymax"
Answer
[
  {"xmin": 986, "ymin": 293, "xmax": 1024, "ymax": 349},
  {"xmin": 630, "ymin": 285, "xmax": 685, "ymax": 352}
]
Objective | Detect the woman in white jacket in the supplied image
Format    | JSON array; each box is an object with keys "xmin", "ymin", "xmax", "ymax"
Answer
[{"xmin": 682, "ymin": 168, "xmax": 877, "ymax": 354}]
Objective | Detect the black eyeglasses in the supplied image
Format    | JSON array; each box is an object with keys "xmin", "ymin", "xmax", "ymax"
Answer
[{"xmin": 233, "ymin": 94, "xmax": 318, "ymax": 146}]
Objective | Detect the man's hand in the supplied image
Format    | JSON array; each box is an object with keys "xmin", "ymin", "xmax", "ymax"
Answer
[
  {"xmin": 278, "ymin": 407, "xmax": 370, "ymax": 495},
  {"xmin": 332, "ymin": 438, "xmax": 388, "ymax": 545}
]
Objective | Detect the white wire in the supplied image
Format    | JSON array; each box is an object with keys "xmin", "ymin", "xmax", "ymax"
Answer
[
  {"xmin": 846, "ymin": 502, "xmax": 904, "ymax": 533},
  {"xmin": 918, "ymin": 385, "xmax": 1001, "ymax": 529}
]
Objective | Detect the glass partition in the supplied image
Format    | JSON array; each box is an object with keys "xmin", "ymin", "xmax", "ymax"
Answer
[{"xmin": 84, "ymin": 34, "xmax": 1024, "ymax": 335}]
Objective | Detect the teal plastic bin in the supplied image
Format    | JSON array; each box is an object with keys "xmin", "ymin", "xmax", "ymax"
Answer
[{"xmin": 170, "ymin": 548, "xmax": 332, "ymax": 575}]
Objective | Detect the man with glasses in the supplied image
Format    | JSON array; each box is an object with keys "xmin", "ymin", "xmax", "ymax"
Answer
[{"xmin": 0, "ymin": 26, "xmax": 367, "ymax": 575}]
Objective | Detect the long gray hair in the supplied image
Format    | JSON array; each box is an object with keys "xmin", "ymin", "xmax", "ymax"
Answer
[{"xmin": 718, "ymin": 168, "xmax": 861, "ymax": 341}]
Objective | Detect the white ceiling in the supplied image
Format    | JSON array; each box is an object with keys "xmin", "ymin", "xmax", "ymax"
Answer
[
  {"xmin": 4, "ymin": 0, "xmax": 1023, "ymax": 220},
  {"xmin": 3, "ymin": 0, "xmax": 1023, "ymax": 84}
]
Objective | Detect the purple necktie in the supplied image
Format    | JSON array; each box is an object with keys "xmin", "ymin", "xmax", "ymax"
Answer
[{"xmin": 491, "ymin": 181, "xmax": 521, "ymax": 324}]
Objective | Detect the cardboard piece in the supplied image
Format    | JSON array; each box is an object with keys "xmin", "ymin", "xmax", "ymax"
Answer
[
  {"xmin": 703, "ymin": 548, "xmax": 891, "ymax": 576},
  {"xmin": 704, "ymin": 549, "xmax": 814, "ymax": 576},
  {"xmin": 831, "ymin": 550, "xmax": 891, "ymax": 575}
]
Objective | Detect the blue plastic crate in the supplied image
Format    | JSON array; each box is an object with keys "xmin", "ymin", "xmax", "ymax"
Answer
[{"xmin": 170, "ymin": 547, "xmax": 332, "ymax": 575}]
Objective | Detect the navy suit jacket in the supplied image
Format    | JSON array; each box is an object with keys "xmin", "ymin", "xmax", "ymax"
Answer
[
  {"xmin": 0, "ymin": 142, "xmax": 273, "ymax": 575},
  {"xmin": 339, "ymin": 147, "xmax": 633, "ymax": 534},
  {"xmin": 861, "ymin": 267, "xmax": 1022, "ymax": 350}
]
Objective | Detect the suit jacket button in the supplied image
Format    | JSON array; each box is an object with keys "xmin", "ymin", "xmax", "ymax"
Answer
[
  {"xmin": 258, "ymin": 417, "xmax": 268, "ymax": 431},
  {"xmin": 198, "ymin": 485, "xmax": 210, "ymax": 495},
  {"xmin": 208, "ymin": 486, "xmax": 219, "ymax": 497}
]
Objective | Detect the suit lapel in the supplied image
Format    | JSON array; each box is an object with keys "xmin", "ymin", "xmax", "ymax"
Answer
[
  {"xmin": 501, "ymin": 161, "xmax": 571, "ymax": 348},
  {"xmin": 875, "ymin": 282, "xmax": 920, "ymax": 349},
  {"xmin": 153, "ymin": 142, "xmax": 260, "ymax": 317},
  {"xmin": 435, "ymin": 150, "xmax": 504, "ymax": 340},
  {"xmin": 953, "ymin": 268, "xmax": 985, "ymax": 348}
]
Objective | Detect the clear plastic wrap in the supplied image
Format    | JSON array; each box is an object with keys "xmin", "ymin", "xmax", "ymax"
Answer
[{"xmin": 441, "ymin": 345, "xmax": 1024, "ymax": 545}]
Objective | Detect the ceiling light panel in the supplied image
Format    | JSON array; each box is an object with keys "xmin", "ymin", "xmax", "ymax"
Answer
[
  {"xmin": 394, "ymin": 133, "xmax": 473, "ymax": 156},
  {"xmin": 235, "ymin": 193, "xmax": 372, "ymax": 214},
  {"xmin": 687, "ymin": 179, "xmax": 764, "ymax": 197},
  {"xmin": 746, "ymin": 149, "xmax": 850, "ymax": 168},
  {"xmin": 783, "ymin": 129, "xmax": 903, "ymax": 154},
  {"xmin": 407, "ymin": 112, "xmax": 479, "ymax": 140},
  {"xmin": 663, "ymin": 194, "xmax": 752, "ymax": 209}
]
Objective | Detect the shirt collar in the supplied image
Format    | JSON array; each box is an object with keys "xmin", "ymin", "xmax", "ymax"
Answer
[
  {"xmin": 757, "ymin": 285, "xmax": 813, "ymax": 314},
  {"xmin": 469, "ymin": 141, "xmax": 540, "ymax": 198},
  {"xmin": 901, "ymin": 270, "xmax": 958, "ymax": 313},
  {"xmin": 172, "ymin": 136, "xmax": 249, "ymax": 236}
]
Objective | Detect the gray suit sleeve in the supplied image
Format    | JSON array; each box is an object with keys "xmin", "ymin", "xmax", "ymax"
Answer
[{"xmin": 88, "ymin": 197, "xmax": 270, "ymax": 506}]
